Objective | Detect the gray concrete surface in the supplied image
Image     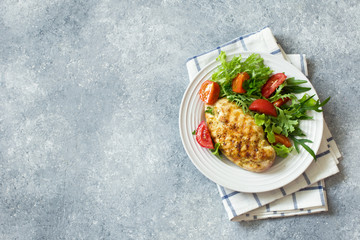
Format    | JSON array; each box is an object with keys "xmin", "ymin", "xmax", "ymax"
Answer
[{"xmin": 0, "ymin": 0, "xmax": 359, "ymax": 239}]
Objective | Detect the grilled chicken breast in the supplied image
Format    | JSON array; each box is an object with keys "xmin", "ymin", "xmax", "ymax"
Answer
[{"xmin": 205, "ymin": 98, "xmax": 275, "ymax": 172}]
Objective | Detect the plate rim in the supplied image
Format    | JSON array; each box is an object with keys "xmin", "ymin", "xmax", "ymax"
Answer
[{"xmin": 179, "ymin": 51, "xmax": 324, "ymax": 193}]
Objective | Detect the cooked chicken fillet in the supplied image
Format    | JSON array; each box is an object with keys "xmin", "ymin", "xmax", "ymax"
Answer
[{"xmin": 205, "ymin": 98, "xmax": 276, "ymax": 172}]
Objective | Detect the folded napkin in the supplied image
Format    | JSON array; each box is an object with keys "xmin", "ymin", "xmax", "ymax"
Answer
[{"xmin": 186, "ymin": 27, "xmax": 341, "ymax": 221}]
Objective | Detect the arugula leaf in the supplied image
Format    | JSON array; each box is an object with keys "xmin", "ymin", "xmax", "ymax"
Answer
[
  {"xmin": 192, "ymin": 130, "xmax": 196, "ymax": 135},
  {"xmin": 210, "ymin": 143, "xmax": 222, "ymax": 158},
  {"xmin": 226, "ymin": 94, "xmax": 253, "ymax": 113},
  {"xmin": 277, "ymin": 109, "xmax": 298, "ymax": 136},
  {"xmin": 285, "ymin": 77, "xmax": 308, "ymax": 85},
  {"xmin": 283, "ymin": 94, "xmax": 330, "ymax": 121},
  {"xmin": 291, "ymin": 125, "xmax": 306, "ymax": 137},
  {"xmin": 282, "ymin": 85, "xmax": 312, "ymax": 94},
  {"xmin": 277, "ymin": 77, "xmax": 311, "ymax": 94},
  {"xmin": 302, "ymin": 96, "xmax": 331, "ymax": 112},
  {"xmin": 289, "ymin": 136, "xmax": 316, "ymax": 160},
  {"xmin": 205, "ymin": 107, "xmax": 214, "ymax": 115},
  {"xmin": 269, "ymin": 85, "xmax": 296, "ymax": 102}
]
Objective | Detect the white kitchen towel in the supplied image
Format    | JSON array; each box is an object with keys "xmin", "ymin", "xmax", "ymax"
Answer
[{"xmin": 186, "ymin": 27, "xmax": 341, "ymax": 221}]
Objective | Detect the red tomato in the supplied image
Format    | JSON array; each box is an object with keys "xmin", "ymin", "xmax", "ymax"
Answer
[
  {"xmin": 232, "ymin": 72, "xmax": 250, "ymax": 94},
  {"xmin": 273, "ymin": 97, "xmax": 291, "ymax": 107},
  {"xmin": 195, "ymin": 121, "xmax": 214, "ymax": 149},
  {"xmin": 249, "ymin": 99, "xmax": 278, "ymax": 117},
  {"xmin": 274, "ymin": 134, "xmax": 292, "ymax": 147},
  {"xmin": 199, "ymin": 80, "xmax": 220, "ymax": 105},
  {"xmin": 261, "ymin": 73, "xmax": 287, "ymax": 98}
]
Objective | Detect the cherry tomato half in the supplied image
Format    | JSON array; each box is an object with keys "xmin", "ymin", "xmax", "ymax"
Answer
[
  {"xmin": 199, "ymin": 80, "xmax": 220, "ymax": 105},
  {"xmin": 195, "ymin": 121, "xmax": 214, "ymax": 149},
  {"xmin": 273, "ymin": 97, "xmax": 291, "ymax": 107},
  {"xmin": 249, "ymin": 99, "xmax": 278, "ymax": 117},
  {"xmin": 232, "ymin": 72, "xmax": 250, "ymax": 94},
  {"xmin": 261, "ymin": 73, "xmax": 287, "ymax": 98},
  {"xmin": 274, "ymin": 134, "xmax": 292, "ymax": 147}
]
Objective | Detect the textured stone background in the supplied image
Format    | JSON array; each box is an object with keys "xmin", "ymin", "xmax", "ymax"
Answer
[{"xmin": 1, "ymin": 0, "xmax": 359, "ymax": 239}]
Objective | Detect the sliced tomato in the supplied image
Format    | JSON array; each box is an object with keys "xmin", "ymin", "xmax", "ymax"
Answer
[
  {"xmin": 249, "ymin": 99, "xmax": 278, "ymax": 117},
  {"xmin": 273, "ymin": 97, "xmax": 291, "ymax": 107},
  {"xmin": 232, "ymin": 72, "xmax": 250, "ymax": 94},
  {"xmin": 274, "ymin": 134, "xmax": 292, "ymax": 147},
  {"xmin": 199, "ymin": 80, "xmax": 220, "ymax": 105},
  {"xmin": 195, "ymin": 121, "xmax": 214, "ymax": 149},
  {"xmin": 261, "ymin": 73, "xmax": 287, "ymax": 98}
]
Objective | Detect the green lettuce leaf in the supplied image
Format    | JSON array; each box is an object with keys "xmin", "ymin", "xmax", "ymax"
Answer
[{"xmin": 273, "ymin": 144, "xmax": 294, "ymax": 158}]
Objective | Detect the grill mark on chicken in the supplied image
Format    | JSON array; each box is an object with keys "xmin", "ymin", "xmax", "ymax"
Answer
[{"xmin": 205, "ymin": 98, "xmax": 276, "ymax": 172}]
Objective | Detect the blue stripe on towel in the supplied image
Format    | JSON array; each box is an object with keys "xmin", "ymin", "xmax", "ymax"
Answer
[
  {"xmin": 252, "ymin": 193, "xmax": 262, "ymax": 207},
  {"xmin": 318, "ymin": 181, "xmax": 325, "ymax": 206},
  {"xmin": 194, "ymin": 57, "xmax": 201, "ymax": 72},
  {"xmin": 270, "ymin": 49, "xmax": 281, "ymax": 55},
  {"xmin": 221, "ymin": 191, "xmax": 239, "ymax": 200},
  {"xmin": 280, "ymin": 187, "xmax": 286, "ymax": 196},
  {"xmin": 239, "ymin": 37, "xmax": 248, "ymax": 51},
  {"xmin": 218, "ymin": 38, "xmax": 238, "ymax": 49},
  {"xmin": 327, "ymin": 137, "xmax": 334, "ymax": 142},
  {"xmin": 186, "ymin": 47, "xmax": 221, "ymax": 63},
  {"xmin": 185, "ymin": 56, "xmax": 195, "ymax": 63},
  {"xmin": 220, "ymin": 30, "xmax": 256, "ymax": 49},
  {"xmin": 266, "ymin": 204, "xmax": 270, "ymax": 212},
  {"xmin": 292, "ymin": 193, "xmax": 298, "ymax": 209},
  {"xmin": 302, "ymin": 172, "xmax": 311, "ymax": 185},
  {"xmin": 300, "ymin": 186, "xmax": 322, "ymax": 191},
  {"xmin": 241, "ymin": 26, "xmax": 269, "ymax": 39},
  {"xmin": 316, "ymin": 150, "xmax": 330, "ymax": 159},
  {"xmin": 219, "ymin": 186, "xmax": 237, "ymax": 217},
  {"xmin": 217, "ymin": 46, "xmax": 221, "ymax": 54}
]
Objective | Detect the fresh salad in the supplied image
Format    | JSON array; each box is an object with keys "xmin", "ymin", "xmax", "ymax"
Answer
[{"xmin": 195, "ymin": 51, "xmax": 330, "ymax": 160}]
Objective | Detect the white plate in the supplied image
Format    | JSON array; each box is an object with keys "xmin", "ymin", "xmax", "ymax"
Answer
[{"xmin": 179, "ymin": 52, "xmax": 323, "ymax": 193}]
